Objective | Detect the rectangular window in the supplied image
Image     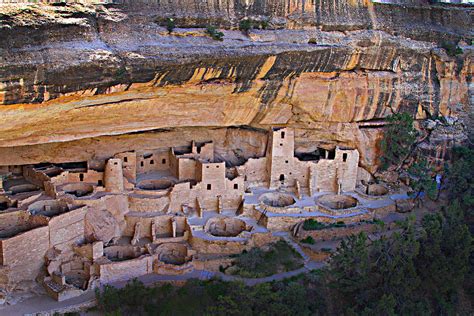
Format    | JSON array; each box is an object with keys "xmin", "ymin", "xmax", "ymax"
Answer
[
  {"xmin": 234, "ymin": 183, "xmax": 238, "ymax": 190},
  {"xmin": 162, "ymin": 158, "xmax": 166, "ymax": 164},
  {"xmin": 150, "ymin": 160, "xmax": 154, "ymax": 165},
  {"xmin": 281, "ymin": 131, "xmax": 285, "ymax": 139},
  {"xmin": 124, "ymin": 157, "xmax": 128, "ymax": 163},
  {"xmin": 343, "ymin": 153, "xmax": 348, "ymax": 162},
  {"xmin": 140, "ymin": 161, "xmax": 144, "ymax": 167},
  {"xmin": 79, "ymin": 174, "xmax": 84, "ymax": 182},
  {"xmin": 207, "ymin": 184, "xmax": 212, "ymax": 190}
]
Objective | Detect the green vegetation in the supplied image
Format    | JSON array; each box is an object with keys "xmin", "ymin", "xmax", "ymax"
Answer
[
  {"xmin": 166, "ymin": 18, "xmax": 175, "ymax": 34},
  {"xmin": 327, "ymin": 207, "xmax": 472, "ymax": 315},
  {"xmin": 238, "ymin": 18, "xmax": 269, "ymax": 35},
  {"xmin": 114, "ymin": 66, "xmax": 127, "ymax": 80},
  {"xmin": 441, "ymin": 41, "xmax": 463, "ymax": 57},
  {"xmin": 301, "ymin": 236, "xmax": 315, "ymax": 244},
  {"xmin": 308, "ymin": 38, "xmax": 317, "ymax": 45},
  {"xmin": 206, "ymin": 25, "xmax": 224, "ymax": 41},
  {"xmin": 96, "ymin": 274, "xmax": 327, "ymax": 315},
  {"xmin": 446, "ymin": 146, "xmax": 474, "ymax": 210},
  {"xmin": 407, "ymin": 156, "xmax": 437, "ymax": 200},
  {"xmin": 380, "ymin": 112, "xmax": 417, "ymax": 170},
  {"xmin": 225, "ymin": 240, "xmax": 304, "ymax": 278},
  {"xmin": 239, "ymin": 19, "xmax": 252, "ymax": 34},
  {"xmin": 303, "ymin": 219, "xmax": 346, "ymax": 230}
]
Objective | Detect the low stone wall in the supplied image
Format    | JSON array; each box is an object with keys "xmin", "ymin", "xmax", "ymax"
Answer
[
  {"xmin": 266, "ymin": 212, "xmax": 372, "ymax": 231},
  {"xmin": 298, "ymin": 223, "xmax": 379, "ymax": 241},
  {"xmin": 189, "ymin": 231, "xmax": 277, "ymax": 255},
  {"xmin": 193, "ymin": 257, "xmax": 234, "ymax": 272},
  {"xmin": 153, "ymin": 260, "xmax": 194, "ymax": 275},
  {"xmin": 97, "ymin": 255, "xmax": 154, "ymax": 284},
  {"xmin": 128, "ymin": 194, "xmax": 169, "ymax": 213},
  {"xmin": 189, "ymin": 236, "xmax": 247, "ymax": 255}
]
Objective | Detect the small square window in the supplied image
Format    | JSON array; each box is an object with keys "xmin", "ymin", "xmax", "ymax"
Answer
[
  {"xmin": 207, "ymin": 184, "xmax": 212, "ymax": 190},
  {"xmin": 124, "ymin": 157, "xmax": 128, "ymax": 163},
  {"xmin": 150, "ymin": 160, "xmax": 154, "ymax": 165},
  {"xmin": 280, "ymin": 143, "xmax": 283, "ymax": 146},
  {"xmin": 162, "ymin": 159, "xmax": 166, "ymax": 164},
  {"xmin": 234, "ymin": 183, "xmax": 238, "ymax": 190},
  {"xmin": 98, "ymin": 180, "xmax": 103, "ymax": 186},
  {"xmin": 285, "ymin": 160, "xmax": 289, "ymax": 163},
  {"xmin": 140, "ymin": 161, "xmax": 144, "ymax": 167}
]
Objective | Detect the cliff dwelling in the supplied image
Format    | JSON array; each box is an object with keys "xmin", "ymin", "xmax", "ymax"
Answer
[
  {"xmin": 0, "ymin": 0, "xmax": 471, "ymax": 313},
  {"xmin": 0, "ymin": 127, "xmax": 411, "ymax": 302}
]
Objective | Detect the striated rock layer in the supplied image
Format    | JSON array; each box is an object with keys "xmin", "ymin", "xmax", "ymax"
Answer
[{"xmin": 0, "ymin": 2, "xmax": 472, "ymax": 168}]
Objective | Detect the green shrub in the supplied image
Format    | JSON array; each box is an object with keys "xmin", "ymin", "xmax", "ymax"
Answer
[
  {"xmin": 229, "ymin": 240, "xmax": 304, "ymax": 278},
  {"xmin": 303, "ymin": 219, "xmax": 326, "ymax": 230},
  {"xmin": 166, "ymin": 18, "xmax": 175, "ymax": 34},
  {"xmin": 259, "ymin": 19, "xmax": 269, "ymax": 29},
  {"xmin": 441, "ymin": 41, "xmax": 463, "ymax": 57},
  {"xmin": 239, "ymin": 19, "xmax": 252, "ymax": 34},
  {"xmin": 114, "ymin": 67, "xmax": 127, "ymax": 80},
  {"xmin": 206, "ymin": 25, "xmax": 224, "ymax": 41},
  {"xmin": 380, "ymin": 112, "xmax": 417, "ymax": 170},
  {"xmin": 303, "ymin": 219, "xmax": 346, "ymax": 230},
  {"xmin": 308, "ymin": 38, "xmax": 317, "ymax": 45},
  {"xmin": 301, "ymin": 236, "xmax": 315, "ymax": 244}
]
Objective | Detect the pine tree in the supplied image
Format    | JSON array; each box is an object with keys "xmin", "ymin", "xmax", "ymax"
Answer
[{"xmin": 380, "ymin": 112, "xmax": 417, "ymax": 170}]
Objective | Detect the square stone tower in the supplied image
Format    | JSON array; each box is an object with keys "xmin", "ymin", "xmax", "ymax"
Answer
[{"xmin": 266, "ymin": 127, "xmax": 295, "ymax": 189}]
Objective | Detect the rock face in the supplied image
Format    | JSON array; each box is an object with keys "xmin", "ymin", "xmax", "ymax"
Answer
[{"xmin": 0, "ymin": 2, "xmax": 471, "ymax": 168}]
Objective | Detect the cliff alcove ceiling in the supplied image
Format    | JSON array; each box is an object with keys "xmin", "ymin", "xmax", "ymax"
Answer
[{"xmin": 0, "ymin": 1, "xmax": 471, "ymax": 171}]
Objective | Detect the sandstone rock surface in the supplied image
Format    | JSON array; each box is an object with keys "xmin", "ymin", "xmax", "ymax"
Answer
[{"xmin": 0, "ymin": 2, "xmax": 471, "ymax": 167}]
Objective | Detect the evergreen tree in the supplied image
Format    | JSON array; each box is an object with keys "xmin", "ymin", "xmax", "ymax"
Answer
[
  {"xmin": 407, "ymin": 157, "xmax": 437, "ymax": 200},
  {"xmin": 417, "ymin": 202, "xmax": 472, "ymax": 314},
  {"xmin": 380, "ymin": 112, "xmax": 417, "ymax": 170}
]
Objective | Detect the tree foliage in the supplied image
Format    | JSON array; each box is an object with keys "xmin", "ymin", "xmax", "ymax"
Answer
[
  {"xmin": 446, "ymin": 146, "xmax": 474, "ymax": 210},
  {"xmin": 327, "ymin": 206, "xmax": 472, "ymax": 315},
  {"xmin": 206, "ymin": 25, "xmax": 224, "ymax": 41},
  {"xmin": 380, "ymin": 112, "xmax": 417, "ymax": 170},
  {"xmin": 407, "ymin": 157, "xmax": 437, "ymax": 199},
  {"xmin": 96, "ymin": 274, "xmax": 327, "ymax": 315}
]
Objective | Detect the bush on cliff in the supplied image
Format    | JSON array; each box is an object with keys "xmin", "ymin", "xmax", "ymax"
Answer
[
  {"xmin": 166, "ymin": 18, "xmax": 175, "ymax": 34},
  {"xmin": 239, "ymin": 19, "xmax": 252, "ymax": 35},
  {"xmin": 206, "ymin": 25, "xmax": 224, "ymax": 41}
]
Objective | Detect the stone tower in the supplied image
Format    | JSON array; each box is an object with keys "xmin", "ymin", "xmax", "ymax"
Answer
[
  {"xmin": 266, "ymin": 127, "xmax": 295, "ymax": 189},
  {"xmin": 104, "ymin": 158, "xmax": 124, "ymax": 193}
]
